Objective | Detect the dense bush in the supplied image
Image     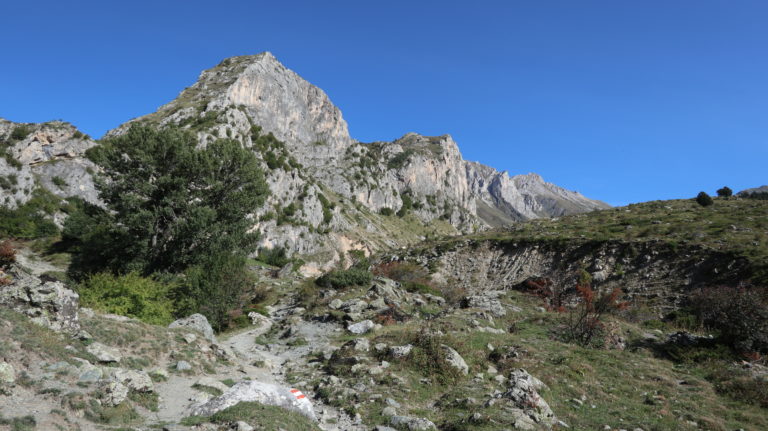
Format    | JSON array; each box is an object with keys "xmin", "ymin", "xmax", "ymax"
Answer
[
  {"xmin": 10, "ymin": 125, "xmax": 31, "ymax": 141},
  {"xmin": 387, "ymin": 149, "xmax": 415, "ymax": 170},
  {"xmin": 257, "ymin": 246, "xmax": 290, "ymax": 267},
  {"xmin": 397, "ymin": 192, "xmax": 414, "ymax": 217},
  {"xmin": 716, "ymin": 186, "xmax": 733, "ymax": 198},
  {"xmin": 77, "ymin": 272, "xmax": 175, "ymax": 325},
  {"xmin": 176, "ymin": 253, "xmax": 254, "ymax": 331},
  {"xmin": 0, "ymin": 188, "xmax": 61, "ymax": 239},
  {"xmin": 315, "ymin": 268, "xmax": 372, "ymax": 289},
  {"xmin": 689, "ymin": 286, "xmax": 768, "ymax": 353},
  {"xmin": 316, "ymin": 193, "xmax": 335, "ymax": 224},
  {"xmin": 695, "ymin": 191, "xmax": 714, "ymax": 207},
  {"xmin": 378, "ymin": 207, "xmax": 394, "ymax": 216}
]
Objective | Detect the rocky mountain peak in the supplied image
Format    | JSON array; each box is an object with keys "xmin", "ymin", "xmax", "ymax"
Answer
[{"xmin": 117, "ymin": 52, "xmax": 353, "ymax": 164}]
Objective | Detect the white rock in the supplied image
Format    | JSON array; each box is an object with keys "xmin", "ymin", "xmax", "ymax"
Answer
[
  {"xmin": 101, "ymin": 381, "xmax": 129, "ymax": 406},
  {"xmin": 169, "ymin": 314, "xmax": 216, "ymax": 343},
  {"xmin": 247, "ymin": 311, "xmax": 273, "ymax": 336},
  {"xmin": 190, "ymin": 381, "xmax": 317, "ymax": 422},
  {"xmin": 0, "ymin": 362, "xmax": 15, "ymax": 383},
  {"xmin": 86, "ymin": 342, "xmax": 121, "ymax": 363},
  {"xmin": 347, "ymin": 319, "xmax": 375, "ymax": 335},
  {"xmin": 441, "ymin": 345, "xmax": 469, "ymax": 375},
  {"xmin": 109, "ymin": 368, "xmax": 154, "ymax": 392}
]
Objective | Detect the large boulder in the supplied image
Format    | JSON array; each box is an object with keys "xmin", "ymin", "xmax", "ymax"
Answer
[
  {"xmin": 87, "ymin": 342, "xmax": 122, "ymax": 363},
  {"xmin": 0, "ymin": 266, "xmax": 80, "ymax": 332},
  {"xmin": 461, "ymin": 294, "xmax": 507, "ymax": 317},
  {"xmin": 0, "ymin": 362, "xmax": 15, "ymax": 384},
  {"xmin": 109, "ymin": 368, "xmax": 154, "ymax": 392},
  {"xmin": 169, "ymin": 314, "xmax": 216, "ymax": 343},
  {"xmin": 441, "ymin": 345, "xmax": 469, "ymax": 375},
  {"xmin": 247, "ymin": 311, "xmax": 273, "ymax": 336},
  {"xmin": 101, "ymin": 381, "xmax": 129, "ymax": 406},
  {"xmin": 347, "ymin": 319, "xmax": 375, "ymax": 335},
  {"xmin": 190, "ymin": 381, "xmax": 317, "ymax": 422},
  {"xmin": 489, "ymin": 369, "xmax": 557, "ymax": 430}
]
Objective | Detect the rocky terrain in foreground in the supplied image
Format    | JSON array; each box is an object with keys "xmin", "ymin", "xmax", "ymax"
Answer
[{"xmin": 0, "ymin": 194, "xmax": 766, "ymax": 430}]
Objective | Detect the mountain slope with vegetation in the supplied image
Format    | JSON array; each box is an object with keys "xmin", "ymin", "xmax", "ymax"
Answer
[{"xmin": 0, "ymin": 53, "xmax": 765, "ymax": 431}]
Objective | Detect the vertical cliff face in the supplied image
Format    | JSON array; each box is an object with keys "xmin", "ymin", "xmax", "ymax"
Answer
[{"xmin": 223, "ymin": 53, "xmax": 353, "ymax": 163}]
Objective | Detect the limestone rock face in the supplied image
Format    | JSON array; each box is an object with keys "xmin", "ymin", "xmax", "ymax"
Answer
[
  {"xmin": 0, "ymin": 119, "xmax": 100, "ymax": 207},
  {"xmin": 223, "ymin": 53, "xmax": 354, "ymax": 162},
  {"xmin": 0, "ymin": 265, "xmax": 80, "ymax": 333}
]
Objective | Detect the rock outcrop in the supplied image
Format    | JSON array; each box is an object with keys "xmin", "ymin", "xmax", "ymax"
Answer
[
  {"xmin": 0, "ymin": 119, "xmax": 99, "ymax": 208},
  {"xmin": 0, "ymin": 264, "xmax": 80, "ymax": 333}
]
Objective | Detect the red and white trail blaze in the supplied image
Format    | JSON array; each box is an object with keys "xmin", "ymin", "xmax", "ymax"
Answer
[{"xmin": 290, "ymin": 388, "xmax": 306, "ymax": 399}]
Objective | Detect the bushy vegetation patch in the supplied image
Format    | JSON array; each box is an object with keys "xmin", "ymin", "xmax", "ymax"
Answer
[
  {"xmin": 0, "ymin": 414, "xmax": 36, "ymax": 431},
  {"xmin": 315, "ymin": 268, "xmax": 372, "ymax": 289},
  {"xmin": 257, "ymin": 246, "xmax": 291, "ymax": 267},
  {"xmin": 76, "ymin": 272, "xmax": 176, "ymax": 325},
  {"xmin": 0, "ymin": 188, "xmax": 63, "ymax": 239},
  {"xmin": 689, "ymin": 286, "xmax": 768, "ymax": 353}
]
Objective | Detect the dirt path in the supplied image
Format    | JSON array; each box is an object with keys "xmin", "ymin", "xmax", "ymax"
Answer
[{"xmin": 147, "ymin": 305, "xmax": 365, "ymax": 430}]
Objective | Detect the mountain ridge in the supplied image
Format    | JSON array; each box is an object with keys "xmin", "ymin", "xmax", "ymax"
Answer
[{"xmin": 1, "ymin": 52, "xmax": 609, "ymax": 270}]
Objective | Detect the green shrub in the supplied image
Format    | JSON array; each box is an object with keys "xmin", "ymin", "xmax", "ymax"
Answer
[
  {"xmin": 77, "ymin": 272, "xmax": 175, "ymax": 325},
  {"xmin": 52, "ymin": 176, "xmax": 67, "ymax": 188},
  {"xmin": 387, "ymin": 149, "xmax": 415, "ymax": 170},
  {"xmin": 406, "ymin": 330, "xmax": 463, "ymax": 384},
  {"xmin": 317, "ymin": 192, "xmax": 335, "ymax": 224},
  {"xmin": 315, "ymin": 268, "xmax": 372, "ymax": 289},
  {"xmin": 689, "ymin": 286, "xmax": 768, "ymax": 353},
  {"xmin": 379, "ymin": 207, "xmax": 394, "ymax": 216},
  {"xmin": 0, "ymin": 414, "xmax": 36, "ymax": 431},
  {"xmin": 716, "ymin": 186, "xmax": 733, "ymax": 198},
  {"xmin": 695, "ymin": 191, "xmax": 714, "ymax": 207},
  {"xmin": 176, "ymin": 253, "xmax": 254, "ymax": 331},
  {"xmin": 257, "ymin": 246, "xmax": 290, "ymax": 267},
  {"xmin": 10, "ymin": 125, "xmax": 31, "ymax": 141},
  {"xmin": 182, "ymin": 401, "xmax": 320, "ymax": 430},
  {"xmin": 68, "ymin": 125, "xmax": 268, "ymax": 276},
  {"xmin": 0, "ymin": 188, "xmax": 61, "ymax": 239},
  {"xmin": 708, "ymin": 365, "xmax": 768, "ymax": 408},
  {"xmin": 397, "ymin": 192, "xmax": 414, "ymax": 217}
]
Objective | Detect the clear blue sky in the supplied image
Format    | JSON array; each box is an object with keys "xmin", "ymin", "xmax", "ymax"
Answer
[{"xmin": 2, "ymin": 1, "xmax": 767, "ymax": 206}]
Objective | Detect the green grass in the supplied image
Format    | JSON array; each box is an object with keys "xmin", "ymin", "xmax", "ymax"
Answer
[
  {"xmin": 0, "ymin": 415, "xmax": 36, "ymax": 431},
  {"xmin": 424, "ymin": 197, "xmax": 768, "ymax": 285},
  {"xmin": 192, "ymin": 383, "xmax": 223, "ymax": 397},
  {"xmin": 181, "ymin": 401, "xmax": 321, "ymax": 430}
]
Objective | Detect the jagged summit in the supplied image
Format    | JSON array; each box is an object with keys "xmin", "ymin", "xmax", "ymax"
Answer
[{"xmin": 114, "ymin": 52, "xmax": 353, "ymax": 163}]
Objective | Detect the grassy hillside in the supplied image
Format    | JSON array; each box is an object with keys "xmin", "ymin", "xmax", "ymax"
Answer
[{"xmin": 456, "ymin": 197, "xmax": 768, "ymax": 284}]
